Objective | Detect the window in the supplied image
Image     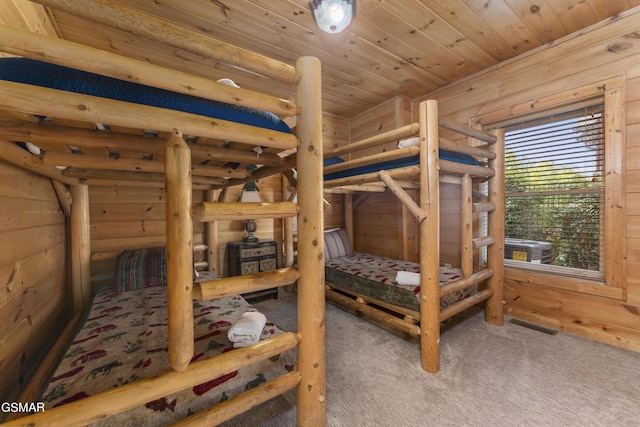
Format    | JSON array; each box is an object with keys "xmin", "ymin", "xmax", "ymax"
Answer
[
  {"xmin": 477, "ymin": 78, "xmax": 626, "ymax": 297},
  {"xmin": 503, "ymin": 102, "xmax": 604, "ymax": 279}
]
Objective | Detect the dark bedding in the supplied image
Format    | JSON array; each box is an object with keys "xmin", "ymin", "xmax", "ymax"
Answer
[
  {"xmin": 0, "ymin": 57, "xmax": 290, "ymax": 133},
  {"xmin": 323, "ymin": 149, "xmax": 480, "ymax": 181}
]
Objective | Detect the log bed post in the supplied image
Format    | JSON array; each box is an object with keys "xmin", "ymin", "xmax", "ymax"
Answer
[
  {"xmin": 165, "ymin": 130, "xmax": 194, "ymax": 372},
  {"xmin": 206, "ymin": 189, "xmax": 219, "ymax": 277},
  {"xmin": 485, "ymin": 128, "xmax": 505, "ymax": 325},
  {"xmin": 461, "ymin": 174, "xmax": 473, "ymax": 278},
  {"xmin": 345, "ymin": 194, "xmax": 354, "ymax": 245},
  {"xmin": 295, "ymin": 56, "xmax": 326, "ymax": 426},
  {"xmin": 420, "ymin": 100, "xmax": 441, "ymax": 373},
  {"xmin": 70, "ymin": 184, "xmax": 91, "ymax": 313}
]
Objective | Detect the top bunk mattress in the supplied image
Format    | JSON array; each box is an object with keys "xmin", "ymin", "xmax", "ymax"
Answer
[
  {"xmin": 323, "ymin": 149, "xmax": 480, "ymax": 181},
  {"xmin": 0, "ymin": 57, "xmax": 290, "ymax": 133}
]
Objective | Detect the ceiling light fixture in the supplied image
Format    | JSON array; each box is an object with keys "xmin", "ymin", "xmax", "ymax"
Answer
[{"xmin": 310, "ymin": 0, "xmax": 355, "ymax": 34}]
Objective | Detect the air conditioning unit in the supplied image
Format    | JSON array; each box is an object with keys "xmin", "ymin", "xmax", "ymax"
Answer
[{"xmin": 504, "ymin": 238, "xmax": 552, "ymax": 264}]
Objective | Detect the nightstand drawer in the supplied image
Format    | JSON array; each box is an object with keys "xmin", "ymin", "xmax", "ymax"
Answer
[{"xmin": 239, "ymin": 245, "xmax": 276, "ymax": 259}]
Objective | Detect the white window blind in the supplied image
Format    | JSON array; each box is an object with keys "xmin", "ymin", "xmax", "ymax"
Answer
[{"xmin": 503, "ymin": 102, "xmax": 604, "ymax": 275}]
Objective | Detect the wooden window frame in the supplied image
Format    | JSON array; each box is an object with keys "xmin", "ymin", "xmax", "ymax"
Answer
[{"xmin": 475, "ymin": 77, "xmax": 626, "ymax": 299}]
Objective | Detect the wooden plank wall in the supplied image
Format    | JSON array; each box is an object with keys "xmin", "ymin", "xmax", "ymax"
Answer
[
  {"xmin": 0, "ymin": 0, "xmax": 66, "ymax": 408},
  {"xmin": 414, "ymin": 11, "xmax": 640, "ymax": 352},
  {"xmin": 0, "ymin": 161, "xmax": 67, "ymax": 405}
]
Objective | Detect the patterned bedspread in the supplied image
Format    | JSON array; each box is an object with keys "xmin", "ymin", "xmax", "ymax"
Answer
[
  {"xmin": 325, "ymin": 252, "xmax": 475, "ymax": 312},
  {"xmin": 40, "ymin": 286, "xmax": 295, "ymax": 426}
]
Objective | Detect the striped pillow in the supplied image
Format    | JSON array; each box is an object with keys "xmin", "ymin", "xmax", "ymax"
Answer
[
  {"xmin": 113, "ymin": 247, "xmax": 167, "ymax": 292},
  {"xmin": 324, "ymin": 228, "xmax": 353, "ymax": 261}
]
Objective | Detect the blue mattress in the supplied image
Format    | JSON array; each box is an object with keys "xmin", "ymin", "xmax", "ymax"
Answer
[
  {"xmin": 0, "ymin": 58, "xmax": 290, "ymax": 134},
  {"xmin": 323, "ymin": 149, "xmax": 480, "ymax": 181}
]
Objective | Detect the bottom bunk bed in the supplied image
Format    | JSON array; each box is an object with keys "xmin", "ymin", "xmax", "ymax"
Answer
[
  {"xmin": 323, "ymin": 229, "xmax": 481, "ymax": 336},
  {"xmin": 14, "ymin": 248, "xmax": 296, "ymax": 426}
]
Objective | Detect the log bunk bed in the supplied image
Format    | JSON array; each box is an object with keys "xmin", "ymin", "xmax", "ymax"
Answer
[
  {"xmin": 323, "ymin": 100, "xmax": 505, "ymax": 373},
  {"xmin": 0, "ymin": 1, "xmax": 325, "ymax": 425}
]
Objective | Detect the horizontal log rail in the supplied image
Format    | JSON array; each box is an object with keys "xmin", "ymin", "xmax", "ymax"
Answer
[
  {"xmin": 324, "ymin": 165, "xmax": 420, "ymax": 188},
  {"xmin": 326, "ymin": 282, "xmax": 420, "ymax": 319},
  {"xmin": 0, "ymin": 25, "xmax": 297, "ymax": 116},
  {"xmin": 192, "ymin": 201, "xmax": 298, "ymax": 222},
  {"xmin": 439, "ymin": 138, "xmax": 496, "ymax": 160},
  {"xmin": 172, "ymin": 371, "xmax": 301, "ymax": 426},
  {"xmin": 323, "ymin": 184, "xmax": 386, "ymax": 193},
  {"xmin": 0, "ymin": 81, "xmax": 299, "ymax": 151},
  {"xmin": 41, "ymin": 152, "xmax": 249, "ymax": 179},
  {"xmin": 438, "ymin": 289, "xmax": 494, "ymax": 323},
  {"xmin": 440, "ymin": 268, "xmax": 494, "ymax": 298},
  {"xmin": 0, "ymin": 120, "xmax": 284, "ymax": 167},
  {"xmin": 440, "ymin": 159, "xmax": 495, "ymax": 178},
  {"xmin": 4, "ymin": 332, "xmax": 300, "ymax": 427},
  {"xmin": 324, "ymin": 146, "xmax": 420, "ymax": 174},
  {"xmin": 325, "ymin": 123, "xmax": 419, "ymax": 159},
  {"xmin": 21, "ymin": 2, "xmax": 299, "ymax": 85},
  {"xmin": 438, "ymin": 118, "xmax": 497, "ymax": 144},
  {"xmin": 62, "ymin": 168, "xmax": 228, "ymax": 187},
  {"xmin": 325, "ymin": 287, "xmax": 421, "ymax": 336},
  {"xmin": 193, "ymin": 268, "xmax": 300, "ymax": 301}
]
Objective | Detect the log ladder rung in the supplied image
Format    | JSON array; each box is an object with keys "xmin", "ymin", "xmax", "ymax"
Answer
[
  {"xmin": 193, "ymin": 267, "xmax": 300, "ymax": 301},
  {"xmin": 191, "ymin": 201, "xmax": 298, "ymax": 222},
  {"xmin": 473, "ymin": 235, "xmax": 495, "ymax": 249},
  {"xmin": 472, "ymin": 202, "xmax": 495, "ymax": 213}
]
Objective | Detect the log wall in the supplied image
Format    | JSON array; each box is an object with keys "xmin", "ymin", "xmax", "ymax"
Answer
[
  {"xmin": 0, "ymin": 161, "xmax": 67, "ymax": 405},
  {"xmin": 414, "ymin": 11, "xmax": 640, "ymax": 351}
]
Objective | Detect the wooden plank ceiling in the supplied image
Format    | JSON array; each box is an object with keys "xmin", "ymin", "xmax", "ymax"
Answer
[{"xmin": 6, "ymin": 0, "xmax": 638, "ymax": 119}]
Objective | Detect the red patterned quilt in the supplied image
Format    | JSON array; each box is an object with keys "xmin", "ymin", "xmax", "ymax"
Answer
[{"xmin": 40, "ymin": 286, "xmax": 295, "ymax": 426}]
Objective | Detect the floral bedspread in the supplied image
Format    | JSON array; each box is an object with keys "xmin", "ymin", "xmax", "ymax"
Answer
[
  {"xmin": 325, "ymin": 252, "xmax": 475, "ymax": 311},
  {"xmin": 40, "ymin": 286, "xmax": 295, "ymax": 426}
]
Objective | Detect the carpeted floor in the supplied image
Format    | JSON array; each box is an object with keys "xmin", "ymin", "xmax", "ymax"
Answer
[{"xmin": 222, "ymin": 290, "xmax": 640, "ymax": 427}]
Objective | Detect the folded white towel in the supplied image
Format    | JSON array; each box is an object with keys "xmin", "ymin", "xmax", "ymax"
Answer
[
  {"xmin": 396, "ymin": 271, "xmax": 420, "ymax": 286},
  {"xmin": 227, "ymin": 311, "xmax": 267, "ymax": 348}
]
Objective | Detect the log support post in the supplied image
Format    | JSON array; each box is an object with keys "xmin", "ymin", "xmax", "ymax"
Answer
[
  {"xmin": 419, "ymin": 100, "xmax": 441, "ymax": 373},
  {"xmin": 70, "ymin": 184, "xmax": 91, "ymax": 314},
  {"xmin": 165, "ymin": 130, "xmax": 194, "ymax": 372},
  {"xmin": 295, "ymin": 56, "xmax": 326, "ymax": 426}
]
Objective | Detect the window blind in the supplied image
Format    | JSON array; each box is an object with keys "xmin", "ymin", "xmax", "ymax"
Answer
[{"xmin": 503, "ymin": 102, "xmax": 604, "ymax": 273}]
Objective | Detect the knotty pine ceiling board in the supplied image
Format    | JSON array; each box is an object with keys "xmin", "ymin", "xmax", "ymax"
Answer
[{"xmin": 12, "ymin": 0, "xmax": 640, "ymax": 118}]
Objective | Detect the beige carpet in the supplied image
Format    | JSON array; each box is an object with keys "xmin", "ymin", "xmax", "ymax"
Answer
[{"xmin": 222, "ymin": 290, "xmax": 640, "ymax": 427}]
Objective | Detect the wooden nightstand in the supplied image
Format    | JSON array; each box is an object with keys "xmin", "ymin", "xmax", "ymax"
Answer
[{"xmin": 226, "ymin": 240, "xmax": 279, "ymax": 302}]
